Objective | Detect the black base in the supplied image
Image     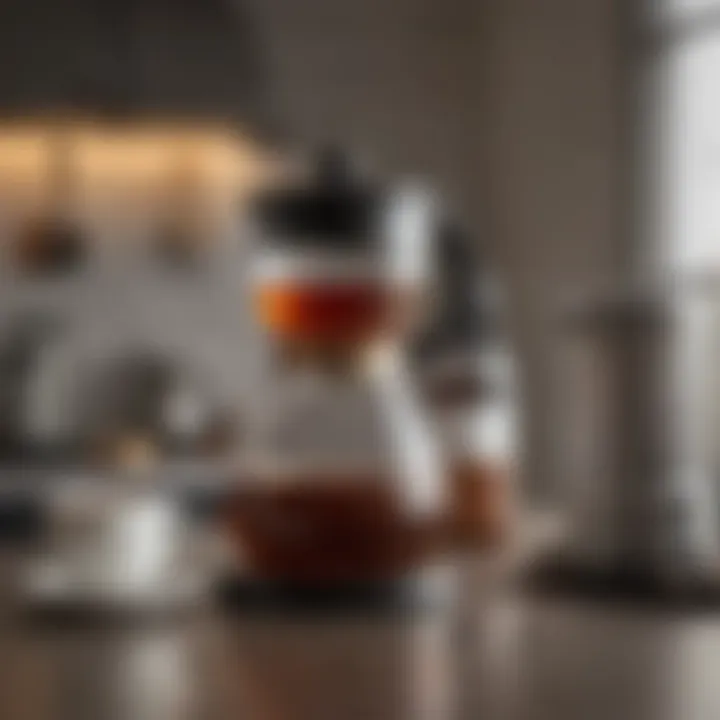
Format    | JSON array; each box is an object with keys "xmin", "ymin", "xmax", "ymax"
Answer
[
  {"xmin": 0, "ymin": 499, "xmax": 45, "ymax": 543},
  {"xmin": 214, "ymin": 575, "xmax": 440, "ymax": 617},
  {"xmin": 525, "ymin": 553, "xmax": 720, "ymax": 612}
]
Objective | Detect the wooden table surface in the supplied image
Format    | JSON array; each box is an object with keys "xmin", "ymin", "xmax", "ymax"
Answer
[{"xmin": 1, "ymin": 549, "xmax": 719, "ymax": 720}]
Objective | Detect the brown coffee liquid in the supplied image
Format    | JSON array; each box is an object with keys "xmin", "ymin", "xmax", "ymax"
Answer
[
  {"xmin": 256, "ymin": 282, "xmax": 390, "ymax": 343},
  {"xmin": 225, "ymin": 475, "xmax": 440, "ymax": 585},
  {"xmin": 448, "ymin": 459, "xmax": 512, "ymax": 547}
]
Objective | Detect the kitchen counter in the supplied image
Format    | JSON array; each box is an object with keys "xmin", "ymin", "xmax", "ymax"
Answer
[{"xmin": 1, "ymin": 548, "xmax": 720, "ymax": 720}]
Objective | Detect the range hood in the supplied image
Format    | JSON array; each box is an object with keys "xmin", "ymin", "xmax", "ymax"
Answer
[{"xmin": 0, "ymin": 0, "xmax": 279, "ymax": 134}]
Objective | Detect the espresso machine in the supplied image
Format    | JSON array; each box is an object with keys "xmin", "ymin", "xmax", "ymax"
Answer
[{"xmin": 0, "ymin": 0, "xmax": 287, "ymax": 615}]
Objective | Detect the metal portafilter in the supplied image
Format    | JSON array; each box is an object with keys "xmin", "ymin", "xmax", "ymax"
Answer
[{"xmin": 0, "ymin": 311, "xmax": 65, "ymax": 462}]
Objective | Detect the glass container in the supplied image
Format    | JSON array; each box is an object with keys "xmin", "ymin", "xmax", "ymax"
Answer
[
  {"xmin": 13, "ymin": 124, "xmax": 86, "ymax": 275},
  {"xmin": 225, "ymin": 150, "xmax": 447, "ymax": 587}
]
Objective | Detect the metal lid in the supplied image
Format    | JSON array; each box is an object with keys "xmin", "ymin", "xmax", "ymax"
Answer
[
  {"xmin": 251, "ymin": 148, "xmax": 383, "ymax": 249},
  {"xmin": 561, "ymin": 288, "xmax": 672, "ymax": 335}
]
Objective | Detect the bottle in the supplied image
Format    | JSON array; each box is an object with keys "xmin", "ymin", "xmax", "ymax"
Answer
[
  {"xmin": 14, "ymin": 123, "xmax": 85, "ymax": 274},
  {"xmin": 224, "ymin": 149, "xmax": 447, "ymax": 587}
]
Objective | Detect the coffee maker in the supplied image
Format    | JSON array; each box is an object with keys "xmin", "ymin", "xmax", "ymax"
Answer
[{"xmin": 218, "ymin": 149, "xmax": 452, "ymax": 603}]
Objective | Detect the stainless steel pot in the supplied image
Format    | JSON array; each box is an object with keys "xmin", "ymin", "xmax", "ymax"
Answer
[{"xmin": 558, "ymin": 280, "xmax": 719, "ymax": 586}]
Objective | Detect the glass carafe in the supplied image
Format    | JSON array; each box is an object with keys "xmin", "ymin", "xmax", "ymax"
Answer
[{"xmin": 225, "ymin": 150, "xmax": 447, "ymax": 587}]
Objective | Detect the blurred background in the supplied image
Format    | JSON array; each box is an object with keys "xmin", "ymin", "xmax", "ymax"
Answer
[{"xmin": 1, "ymin": 1, "xmax": 720, "ymax": 719}]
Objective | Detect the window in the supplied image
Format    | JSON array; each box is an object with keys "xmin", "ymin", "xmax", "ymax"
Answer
[{"xmin": 655, "ymin": 0, "xmax": 720, "ymax": 266}]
